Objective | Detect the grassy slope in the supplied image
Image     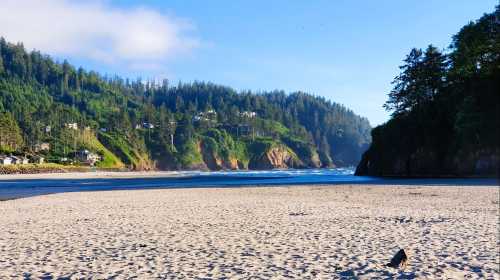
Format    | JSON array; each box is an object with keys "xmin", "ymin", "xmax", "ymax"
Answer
[
  {"xmin": 98, "ymin": 132, "xmax": 152, "ymax": 170},
  {"xmin": 76, "ymin": 130, "xmax": 124, "ymax": 168}
]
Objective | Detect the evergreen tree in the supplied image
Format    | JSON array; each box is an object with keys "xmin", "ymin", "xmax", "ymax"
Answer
[
  {"xmin": 357, "ymin": 6, "xmax": 499, "ymax": 176},
  {"xmin": 0, "ymin": 112, "xmax": 23, "ymax": 151}
]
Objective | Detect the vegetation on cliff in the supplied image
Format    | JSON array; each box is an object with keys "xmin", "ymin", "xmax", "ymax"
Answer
[
  {"xmin": 0, "ymin": 37, "xmax": 371, "ymax": 170},
  {"xmin": 356, "ymin": 6, "xmax": 499, "ymax": 176}
]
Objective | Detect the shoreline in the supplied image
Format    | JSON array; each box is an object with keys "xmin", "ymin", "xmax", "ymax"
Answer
[
  {"xmin": 0, "ymin": 171, "xmax": 497, "ymax": 201},
  {"xmin": 1, "ymin": 168, "xmax": 498, "ymax": 180},
  {"xmin": 0, "ymin": 185, "xmax": 497, "ymax": 278},
  {"xmin": 0, "ymin": 170, "xmax": 184, "ymax": 180}
]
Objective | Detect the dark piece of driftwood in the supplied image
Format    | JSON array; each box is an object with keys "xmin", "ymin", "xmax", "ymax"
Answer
[{"xmin": 386, "ymin": 249, "xmax": 408, "ymax": 269}]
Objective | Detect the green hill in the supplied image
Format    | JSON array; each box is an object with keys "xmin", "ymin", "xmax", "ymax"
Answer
[{"xmin": 0, "ymin": 38, "xmax": 371, "ymax": 170}]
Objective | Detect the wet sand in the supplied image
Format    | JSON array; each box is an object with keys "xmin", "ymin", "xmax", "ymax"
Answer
[
  {"xmin": 0, "ymin": 185, "xmax": 498, "ymax": 279},
  {"xmin": 0, "ymin": 170, "xmax": 182, "ymax": 180}
]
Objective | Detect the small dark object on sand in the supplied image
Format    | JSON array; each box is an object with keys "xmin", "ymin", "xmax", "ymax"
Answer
[{"xmin": 386, "ymin": 249, "xmax": 408, "ymax": 269}]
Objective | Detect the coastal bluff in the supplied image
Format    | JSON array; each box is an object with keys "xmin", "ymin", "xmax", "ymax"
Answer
[{"xmin": 356, "ymin": 7, "xmax": 499, "ymax": 178}]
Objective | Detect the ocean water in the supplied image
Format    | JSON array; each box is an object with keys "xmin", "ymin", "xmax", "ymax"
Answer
[
  {"xmin": 0, "ymin": 168, "xmax": 496, "ymax": 200},
  {"xmin": 172, "ymin": 167, "xmax": 366, "ymax": 185}
]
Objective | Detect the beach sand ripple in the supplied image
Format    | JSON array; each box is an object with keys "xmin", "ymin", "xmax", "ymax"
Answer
[{"xmin": 0, "ymin": 185, "xmax": 498, "ymax": 279}]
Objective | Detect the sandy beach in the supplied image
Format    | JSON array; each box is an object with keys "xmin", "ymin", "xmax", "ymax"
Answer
[{"xmin": 0, "ymin": 185, "xmax": 498, "ymax": 279}]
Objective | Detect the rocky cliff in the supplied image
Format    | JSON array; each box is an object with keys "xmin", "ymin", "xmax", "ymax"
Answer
[
  {"xmin": 248, "ymin": 144, "xmax": 304, "ymax": 169},
  {"xmin": 98, "ymin": 129, "xmax": 327, "ymax": 171},
  {"xmin": 162, "ymin": 134, "xmax": 325, "ymax": 171},
  {"xmin": 356, "ymin": 144, "xmax": 499, "ymax": 177}
]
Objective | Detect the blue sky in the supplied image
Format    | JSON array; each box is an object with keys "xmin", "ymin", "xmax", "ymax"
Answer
[{"xmin": 1, "ymin": 1, "xmax": 497, "ymax": 125}]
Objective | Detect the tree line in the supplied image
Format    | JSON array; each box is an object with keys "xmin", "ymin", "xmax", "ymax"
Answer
[
  {"xmin": 356, "ymin": 6, "xmax": 499, "ymax": 176},
  {"xmin": 0, "ymin": 37, "xmax": 371, "ymax": 168}
]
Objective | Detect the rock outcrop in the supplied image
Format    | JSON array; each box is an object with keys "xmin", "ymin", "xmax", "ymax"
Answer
[
  {"xmin": 249, "ymin": 144, "xmax": 305, "ymax": 170},
  {"xmin": 356, "ymin": 147, "xmax": 499, "ymax": 177},
  {"xmin": 152, "ymin": 134, "xmax": 326, "ymax": 171},
  {"xmin": 200, "ymin": 142, "xmax": 240, "ymax": 171}
]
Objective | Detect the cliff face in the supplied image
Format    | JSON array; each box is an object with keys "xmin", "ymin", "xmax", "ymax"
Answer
[
  {"xmin": 356, "ymin": 146, "xmax": 499, "ymax": 177},
  {"xmin": 450, "ymin": 150, "xmax": 499, "ymax": 176},
  {"xmin": 308, "ymin": 152, "xmax": 322, "ymax": 168},
  {"xmin": 159, "ymin": 137, "xmax": 324, "ymax": 171},
  {"xmin": 355, "ymin": 106, "xmax": 499, "ymax": 177},
  {"xmin": 248, "ymin": 144, "xmax": 304, "ymax": 170},
  {"xmin": 200, "ymin": 141, "xmax": 240, "ymax": 171},
  {"xmin": 197, "ymin": 140, "xmax": 320, "ymax": 171},
  {"xmin": 101, "ymin": 127, "xmax": 329, "ymax": 171},
  {"xmin": 282, "ymin": 136, "xmax": 322, "ymax": 168}
]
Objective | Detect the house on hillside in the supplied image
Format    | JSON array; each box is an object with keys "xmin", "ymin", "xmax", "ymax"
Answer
[
  {"xmin": 32, "ymin": 156, "xmax": 45, "ymax": 164},
  {"xmin": 143, "ymin": 122, "xmax": 155, "ymax": 129},
  {"xmin": 75, "ymin": 149, "xmax": 101, "ymax": 166},
  {"xmin": 34, "ymin": 142, "xmax": 50, "ymax": 152},
  {"xmin": 11, "ymin": 156, "xmax": 29, "ymax": 165},
  {"xmin": 239, "ymin": 111, "xmax": 257, "ymax": 118},
  {"xmin": 192, "ymin": 115, "xmax": 204, "ymax": 122},
  {"xmin": 65, "ymin": 123, "xmax": 78, "ymax": 130},
  {"xmin": 0, "ymin": 156, "xmax": 12, "ymax": 165},
  {"xmin": 11, "ymin": 156, "xmax": 29, "ymax": 164},
  {"xmin": 10, "ymin": 156, "xmax": 21, "ymax": 165},
  {"xmin": 193, "ymin": 110, "xmax": 218, "ymax": 123}
]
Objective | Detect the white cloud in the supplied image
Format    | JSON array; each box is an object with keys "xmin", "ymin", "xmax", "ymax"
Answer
[{"xmin": 0, "ymin": 0, "xmax": 199, "ymax": 71}]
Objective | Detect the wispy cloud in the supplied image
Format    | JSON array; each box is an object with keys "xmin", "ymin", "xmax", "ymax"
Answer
[{"xmin": 0, "ymin": 0, "xmax": 199, "ymax": 71}]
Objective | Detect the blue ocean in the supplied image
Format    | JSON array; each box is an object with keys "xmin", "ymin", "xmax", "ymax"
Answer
[{"xmin": 0, "ymin": 168, "xmax": 496, "ymax": 200}]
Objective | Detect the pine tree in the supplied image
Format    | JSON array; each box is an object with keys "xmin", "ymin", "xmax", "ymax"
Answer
[
  {"xmin": 384, "ymin": 46, "xmax": 446, "ymax": 116},
  {"xmin": 0, "ymin": 112, "xmax": 23, "ymax": 152}
]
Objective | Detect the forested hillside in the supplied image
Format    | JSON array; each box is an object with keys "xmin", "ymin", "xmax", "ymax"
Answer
[
  {"xmin": 0, "ymin": 38, "xmax": 371, "ymax": 170},
  {"xmin": 356, "ymin": 7, "xmax": 499, "ymax": 177}
]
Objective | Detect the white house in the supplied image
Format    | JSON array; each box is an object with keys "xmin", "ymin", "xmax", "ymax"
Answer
[
  {"xmin": 10, "ymin": 156, "xmax": 29, "ymax": 165},
  {"xmin": 192, "ymin": 115, "xmax": 204, "ymax": 122},
  {"xmin": 193, "ymin": 110, "xmax": 217, "ymax": 122},
  {"xmin": 143, "ymin": 122, "xmax": 155, "ymax": 129},
  {"xmin": 240, "ymin": 111, "xmax": 257, "ymax": 118},
  {"xmin": 75, "ymin": 150, "xmax": 101, "ymax": 166},
  {"xmin": 0, "ymin": 156, "xmax": 12, "ymax": 165},
  {"xmin": 10, "ymin": 156, "xmax": 21, "ymax": 165},
  {"xmin": 65, "ymin": 123, "xmax": 78, "ymax": 130}
]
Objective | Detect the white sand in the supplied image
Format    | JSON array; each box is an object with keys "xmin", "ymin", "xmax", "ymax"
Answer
[{"xmin": 0, "ymin": 185, "xmax": 498, "ymax": 279}]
